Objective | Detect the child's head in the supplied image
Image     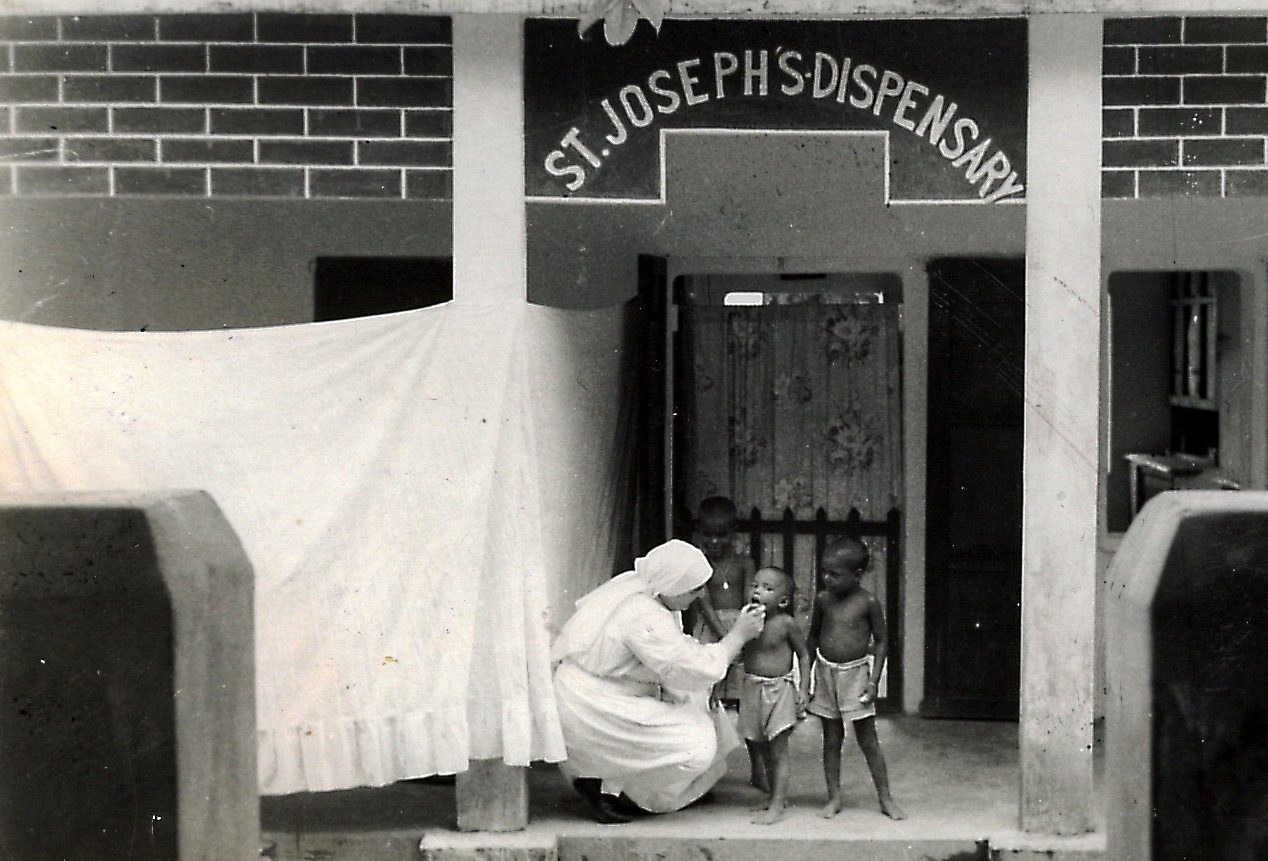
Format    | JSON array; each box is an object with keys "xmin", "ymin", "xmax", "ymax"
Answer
[
  {"xmin": 822, "ymin": 536, "xmax": 870, "ymax": 595},
  {"xmin": 749, "ymin": 566, "xmax": 795, "ymax": 616},
  {"xmin": 695, "ymin": 496, "xmax": 739, "ymax": 562}
]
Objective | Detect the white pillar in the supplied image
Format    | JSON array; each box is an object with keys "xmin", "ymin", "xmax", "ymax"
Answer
[
  {"xmin": 1020, "ymin": 13, "xmax": 1101, "ymax": 834},
  {"xmin": 900, "ymin": 264, "xmax": 928, "ymax": 714},
  {"xmin": 449, "ymin": 14, "xmax": 529, "ymax": 831},
  {"xmin": 452, "ymin": 14, "xmax": 525, "ymax": 304},
  {"xmin": 1250, "ymin": 267, "xmax": 1268, "ymax": 489}
]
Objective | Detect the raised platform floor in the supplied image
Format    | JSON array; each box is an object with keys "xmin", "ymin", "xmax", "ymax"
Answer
[{"xmin": 262, "ymin": 716, "xmax": 1106, "ymax": 861}]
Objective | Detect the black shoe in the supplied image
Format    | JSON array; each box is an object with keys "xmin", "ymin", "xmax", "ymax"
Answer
[
  {"xmin": 572, "ymin": 779, "xmax": 632, "ymax": 824},
  {"xmin": 613, "ymin": 793, "xmax": 652, "ymax": 816},
  {"xmin": 399, "ymin": 774, "xmax": 456, "ymax": 786},
  {"xmin": 683, "ymin": 789, "xmax": 715, "ymax": 809}
]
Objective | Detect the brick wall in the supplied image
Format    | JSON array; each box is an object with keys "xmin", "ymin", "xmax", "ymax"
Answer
[
  {"xmin": 0, "ymin": 13, "xmax": 452, "ymax": 199},
  {"xmin": 9, "ymin": 13, "xmax": 1262, "ymax": 203},
  {"xmin": 1103, "ymin": 15, "xmax": 1268, "ymax": 199}
]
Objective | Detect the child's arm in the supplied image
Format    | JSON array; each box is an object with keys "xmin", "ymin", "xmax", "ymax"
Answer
[
  {"xmin": 806, "ymin": 592, "xmax": 824, "ymax": 660},
  {"xmin": 697, "ymin": 587, "xmax": 727, "ymax": 640},
  {"xmin": 786, "ymin": 619, "xmax": 813, "ymax": 712},
  {"xmin": 861, "ymin": 593, "xmax": 888, "ymax": 705}
]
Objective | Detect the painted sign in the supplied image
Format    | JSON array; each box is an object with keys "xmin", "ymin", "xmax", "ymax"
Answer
[{"xmin": 524, "ymin": 18, "xmax": 1028, "ymax": 204}]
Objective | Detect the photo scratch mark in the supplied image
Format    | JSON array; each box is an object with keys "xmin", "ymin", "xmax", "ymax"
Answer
[{"xmin": 0, "ymin": 148, "xmax": 58, "ymax": 161}]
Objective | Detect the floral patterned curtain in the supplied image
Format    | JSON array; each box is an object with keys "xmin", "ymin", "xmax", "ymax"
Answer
[{"xmin": 680, "ymin": 300, "xmax": 902, "ymax": 625}]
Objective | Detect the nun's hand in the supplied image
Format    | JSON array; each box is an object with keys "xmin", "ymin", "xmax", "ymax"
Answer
[{"xmin": 732, "ymin": 602, "xmax": 766, "ymax": 641}]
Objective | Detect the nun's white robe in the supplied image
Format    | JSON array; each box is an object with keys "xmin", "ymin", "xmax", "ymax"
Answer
[{"xmin": 553, "ymin": 593, "xmax": 740, "ymax": 813}]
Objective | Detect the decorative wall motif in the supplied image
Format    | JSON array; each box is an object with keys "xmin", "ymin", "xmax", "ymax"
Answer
[
  {"xmin": 826, "ymin": 405, "xmax": 880, "ymax": 475},
  {"xmin": 682, "ymin": 299, "xmax": 901, "ymax": 620},
  {"xmin": 684, "ymin": 301, "xmax": 901, "ymax": 524},
  {"xmin": 822, "ymin": 308, "xmax": 880, "ymax": 366}
]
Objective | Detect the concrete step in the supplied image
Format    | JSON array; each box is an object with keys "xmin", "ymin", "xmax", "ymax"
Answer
[
  {"xmin": 261, "ymin": 718, "xmax": 1107, "ymax": 861},
  {"xmin": 265, "ymin": 825, "xmax": 1106, "ymax": 861}
]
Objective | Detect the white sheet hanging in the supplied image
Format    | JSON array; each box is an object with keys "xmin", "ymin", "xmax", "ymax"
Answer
[{"xmin": 0, "ymin": 301, "xmax": 630, "ymax": 794}]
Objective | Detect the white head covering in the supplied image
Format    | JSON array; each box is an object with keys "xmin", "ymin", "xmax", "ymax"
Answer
[
  {"xmin": 631, "ymin": 538, "xmax": 714, "ymax": 596},
  {"xmin": 550, "ymin": 539, "xmax": 712, "ymax": 666}
]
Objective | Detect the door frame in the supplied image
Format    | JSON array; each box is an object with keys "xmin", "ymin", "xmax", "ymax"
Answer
[{"xmin": 665, "ymin": 254, "xmax": 929, "ymax": 713}]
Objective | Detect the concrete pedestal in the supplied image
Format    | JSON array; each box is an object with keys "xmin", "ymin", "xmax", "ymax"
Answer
[
  {"xmin": 1106, "ymin": 491, "xmax": 1268, "ymax": 861},
  {"xmin": 0, "ymin": 491, "xmax": 257, "ymax": 861},
  {"xmin": 456, "ymin": 760, "xmax": 529, "ymax": 832}
]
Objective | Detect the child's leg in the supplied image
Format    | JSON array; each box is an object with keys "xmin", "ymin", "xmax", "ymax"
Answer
[
  {"xmin": 746, "ymin": 739, "xmax": 769, "ymax": 791},
  {"xmin": 853, "ymin": 717, "xmax": 906, "ymax": 820},
  {"xmin": 750, "ymin": 730, "xmax": 792, "ymax": 825},
  {"xmin": 818, "ymin": 716, "xmax": 845, "ymax": 818},
  {"xmin": 747, "ymin": 740, "xmax": 771, "ymax": 809}
]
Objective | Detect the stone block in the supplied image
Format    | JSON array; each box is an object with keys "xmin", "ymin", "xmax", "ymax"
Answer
[
  {"xmin": 455, "ymin": 760, "xmax": 528, "ymax": 832},
  {"xmin": 0, "ymin": 490, "xmax": 257, "ymax": 861},
  {"xmin": 1105, "ymin": 491, "xmax": 1268, "ymax": 861},
  {"xmin": 421, "ymin": 829, "xmax": 557, "ymax": 861}
]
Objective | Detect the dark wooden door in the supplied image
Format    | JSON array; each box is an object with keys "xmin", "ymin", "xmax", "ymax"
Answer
[
  {"xmin": 924, "ymin": 258, "xmax": 1024, "ymax": 720},
  {"xmin": 635, "ymin": 254, "xmax": 672, "ymax": 554}
]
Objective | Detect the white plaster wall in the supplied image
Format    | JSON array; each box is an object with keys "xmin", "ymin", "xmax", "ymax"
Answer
[
  {"xmin": 1103, "ymin": 198, "xmax": 1268, "ymax": 499},
  {"xmin": 0, "ymin": 198, "xmax": 452, "ymax": 331},
  {"xmin": 6, "ymin": 51, "xmax": 1266, "ymax": 732},
  {"xmin": 1096, "ymin": 199, "xmax": 1268, "ymax": 722}
]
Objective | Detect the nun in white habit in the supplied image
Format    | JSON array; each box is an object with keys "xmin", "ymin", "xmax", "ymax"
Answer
[{"xmin": 551, "ymin": 539, "xmax": 766, "ymax": 822}]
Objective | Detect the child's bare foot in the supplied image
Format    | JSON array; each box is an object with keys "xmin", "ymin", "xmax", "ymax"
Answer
[
  {"xmin": 751, "ymin": 803, "xmax": 786, "ymax": 825},
  {"xmin": 818, "ymin": 798, "xmax": 842, "ymax": 819},
  {"xmin": 879, "ymin": 797, "xmax": 907, "ymax": 820},
  {"xmin": 749, "ymin": 800, "xmax": 770, "ymax": 812}
]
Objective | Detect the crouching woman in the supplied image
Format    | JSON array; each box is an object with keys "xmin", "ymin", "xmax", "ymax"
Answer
[{"xmin": 551, "ymin": 539, "xmax": 766, "ymax": 822}]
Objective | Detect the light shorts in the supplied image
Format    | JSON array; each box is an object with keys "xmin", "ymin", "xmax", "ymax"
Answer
[
  {"xmin": 737, "ymin": 671, "xmax": 799, "ymax": 742},
  {"xmin": 806, "ymin": 651, "xmax": 875, "ymax": 723}
]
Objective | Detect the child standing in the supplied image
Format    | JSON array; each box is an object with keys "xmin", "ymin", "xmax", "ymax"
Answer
[
  {"xmin": 689, "ymin": 496, "xmax": 757, "ymax": 706},
  {"xmin": 807, "ymin": 536, "xmax": 907, "ymax": 820},
  {"xmin": 738, "ymin": 566, "xmax": 811, "ymax": 825},
  {"xmin": 688, "ymin": 496, "xmax": 761, "ymax": 785}
]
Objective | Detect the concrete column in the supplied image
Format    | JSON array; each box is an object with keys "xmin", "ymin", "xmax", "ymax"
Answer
[
  {"xmin": 456, "ymin": 758, "xmax": 529, "ymax": 832},
  {"xmin": 899, "ymin": 264, "xmax": 928, "ymax": 714},
  {"xmin": 0, "ymin": 491, "xmax": 256, "ymax": 861},
  {"xmin": 452, "ymin": 14, "xmax": 525, "ymax": 304},
  {"xmin": 1249, "ymin": 266, "xmax": 1268, "ymax": 489},
  {"xmin": 1020, "ymin": 13, "xmax": 1101, "ymax": 834},
  {"xmin": 450, "ymin": 14, "xmax": 530, "ymax": 831}
]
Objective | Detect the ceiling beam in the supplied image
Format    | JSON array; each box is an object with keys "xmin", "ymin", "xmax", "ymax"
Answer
[{"xmin": 4, "ymin": 0, "xmax": 1262, "ymax": 17}]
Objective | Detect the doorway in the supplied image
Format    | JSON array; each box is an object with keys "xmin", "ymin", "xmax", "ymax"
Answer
[
  {"xmin": 313, "ymin": 256, "xmax": 452, "ymax": 322},
  {"xmin": 923, "ymin": 257, "xmax": 1025, "ymax": 720},
  {"xmin": 668, "ymin": 270, "xmax": 905, "ymax": 703},
  {"xmin": 1106, "ymin": 270, "xmax": 1248, "ymax": 533}
]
